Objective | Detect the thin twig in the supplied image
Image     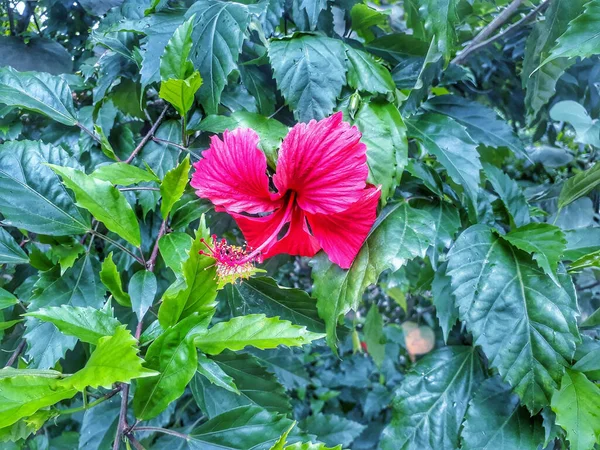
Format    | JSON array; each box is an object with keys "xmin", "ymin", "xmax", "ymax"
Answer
[
  {"xmin": 124, "ymin": 105, "xmax": 169, "ymax": 164},
  {"xmin": 126, "ymin": 433, "xmax": 147, "ymax": 450},
  {"xmin": 118, "ymin": 187, "xmax": 160, "ymax": 192},
  {"xmin": 132, "ymin": 426, "xmax": 190, "ymax": 440},
  {"xmin": 452, "ymin": 0, "xmax": 550, "ymax": 64},
  {"xmin": 90, "ymin": 230, "xmax": 145, "ymax": 265},
  {"xmin": 151, "ymin": 137, "xmax": 201, "ymax": 159},
  {"xmin": 5, "ymin": 0, "xmax": 15, "ymax": 35},
  {"xmin": 4, "ymin": 340, "xmax": 25, "ymax": 367},
  {"xmin": 113, "ymin": 384, "xmax": 129, "ymax": 450},
  {"xmin": 146, "ymin": 219, "xmax": 167, "ymax": 272},
  {"xmin": 76, "ymin": 122, "xmax": 102, "ymax": 144}
]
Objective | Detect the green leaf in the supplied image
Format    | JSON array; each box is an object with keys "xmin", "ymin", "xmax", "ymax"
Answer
[
  {"xmin": 431, "ymin": 264, "xmax": 459, "ymax": 342},
  {"xmin": 550, "ymin": 100, "xmax": 600, "ymax": 147},
  {"xmin": 99, "ymin": 252, "xmax": 131, "ymax": 307},
  {"xmin": 558, "ymin": 162, "xmax": 600, "ymax": 210},
  {"xmin": 447, "ymin": 225, "xmax": 580, "ymax": 413},
  {"xmin": 49, "ymin": 165, "xmax": 141, "ymax": 247},
  {"xmin": 92, "ymin": 163, "xmax": 159, "ymax": 186},
  {"xmin": 78, "ymin": 394, "xmax": 120, "ymax": 450},
  {"xmin": 502, "ymin": 223, "xmax": 567, "ymax": 283},
  {"xmin": 191, "ymin": 352, "xmax": 290, "ymax": 418},
  {"xmin": 351, "ymin": 101, "xmax": 407, "ymax": 205},
  {"xmin": 300, "ymin": 413, "xmax": 365, "ymax": 448},
  {"xmin": 139, "ymin": 121, "xmax": 181, "ymax": 178},
  {"xmin": 158, "ymin": 232, "xmax": 193, "ymax": 274},
  {"xmin": 134, "ymin": 314, "xmax": 207, "ymax": 420},
  {"xmin": 94, "ymin": 124, "xmax": 119, "ymax": 161},
  {"xmin": 564, "ymin": 228, "xmax": 600, "ymax": 260},
  {"xmin": 364, "ymin": 306, "xmax": 385, "ymax": 368},
  {"xmin": 160, "ymin": 15, "xmax": 196, "ymax": 81},
  {"xmin": 407, "ymin": 113, "xmax": 481, "ymax": 210},
  {"xmin": 483, "ymin": 164, "xmax": 530, "ymax": 227},
  {"xmin": 311, "ymin": 202, "xmax": 436, "ymax": 349},
  {"xmin": 401, "ymin": 39, "xmax": 443, "ymax": 114},
  {"xmin": 551, "ymin": 369, "xmax": 600, "ymax": 450},
  {"xmin": 0, "ymin": 288, "xmax": 18, "ymax": 310},
  {"xmin": 160, "ymin": 156, "xmax": 190, "ymax": 218},
  {"xmin": 159, "ymin": 72, "xmax": 203, "ymax": 117},
  {"xmin": 350, "ymin": 4, "xmax": 389, "ymax": 42},
  {"xmin": 541, "ymin": 0, "xmax": 600, "ymax": 69},
  {"xmin": 419, "ymin": 0, "xmax": 459, "ymax": 61},
  {"xmin": 568, "ymin": 249, "xmax": 600, "ymax": 272},
  {"xmin": 194, "ymin": 314, "xmax": 324, "ymax": 355},
  {"xmin": 298, "ymin": 0, "xmax": 328, "ymax": 30},
  {"xmin": 0, "ymin": 141, "xmax": 90, "ymax": 236},
  {"xmin": 269, "ymin": 34, "xmax": 347, "ymax": 122},
  {"xmin": 423, "ymin": 96, "xmax": 527, "ymax": 160},
  {"xmin": 522, "ymin": 0, "xmax": 587, "ymax": 121},
  {"xmin": 187, "ymin": 0, "xmax": 251, "ymax": 114},
  {"xmin": 0, "ymin": 67, "xmax": 77, "ymax": 126},
  {"xmin": 128, "ymin": 270, "xmax": 157, "ymax": 322},
  {"xmin": 196, "ymin": 353, "xmax": 240, "ymax": 394},
  {"xmin": 0, "ymin": 372, "xmax": 76, "ymax": 428},
  {"xmin": 158, "ymin": 223, "xmax": 218, "ymax": 329},
  {"xmin": 461, "ymin": 377, "xmax": 545, "ymax": 450},
  {"xmin": 24, "ymin": 305, "xmax": 121, "ymax": 345},
  {"xmin": 417, "ymin": 201, "xmax": 461, "ymax": 266},
  {"xmin": 0, "ymin": 319, "xmax": 21, "ymax": 331},
  {"xmin": 0, "ymin": 228, "xmax": 28, "ymax": 265},
  {"xmin": 224, "ymin": 277, "xmax": 325, "ymax": 333},
  {"xmin": 380, "ymin": 346, "xmax": 485, "ymax": 450},
  {"xmin": 345, "ymin": 46, "xmax": 395, "ymax": 95},
  {"xmin": 69, "ymin": 326, "xmax": 157, "ymax": 391}
]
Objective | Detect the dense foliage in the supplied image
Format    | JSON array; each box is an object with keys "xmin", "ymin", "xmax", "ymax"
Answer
[{"xmin": 0, "ymin": 0, "xmax": 600, "ymax": 448}]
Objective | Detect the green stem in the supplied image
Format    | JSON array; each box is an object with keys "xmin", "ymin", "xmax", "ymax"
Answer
[
  {"xmin": 90, "ymin": 230, "xmax": 145, "ymax": 265},
  {"xmin": 59, "ymin": 387, "xmax": 121, "ymax": 415}
]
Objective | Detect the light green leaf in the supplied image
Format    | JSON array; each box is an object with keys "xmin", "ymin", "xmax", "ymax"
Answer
[
  {"xmin": 99, "ymin": 252, "xmax": 131, "ymax": 307},
  {"xmin": 569, "ymin": 249, "xmax": 600, "ymax": 272},
  {"xmin": 196, "ymin": 353, "xmax": 240, "ymax": 394},
  {"xmin": 311, "ymin": 202, "xmax": 436, "ymax": 349},
  {"xmin": 0, "ymin": 228, "xmax": 28, "ymax": 265},
  {"xmin": 550, "ymin": 100, "xmax": 600, "ymax": 147},
  {"xmin": 69, "ymin": 326, "xmax": 157, "ymax": 391},
  {"xmin": 158, "ymin": 232, "xmax": 193, "ymax": 274},
  {"xmin": 419, "ymin": 0, "xmax": 458, "ymax": 61},
  {"xmin": 92, "ymin": 163, "xmax": 159, "ymax": 186},
  {"xmin": 564, "ymin": 227, "xmax": 600, "ymax": 260},
  {"xmin": 0, "ymin": 319, "xmax": 21, "ymax": 331},
  {"xmin": 0, "ymin": 67, "xmax": 77, "ymax": 126},
  {"xmin": 352, "ymin": 101, "xmax": 407, "ymax": 205},
  {"xmin": 24, "ymin": 305, "xmax": 121, "ymax": 345},
  {"xmin": 0, "ymin": 141, "xmax": 90, "ymax": 236},
  {"xmin": 447, "ymin": 225, "xmax": 580, "ymax": 413},
  {"xmin": 364, "ymin": 306, "xmax": 385, "ymax": 368},
  {"xmin": 269, "ymin": 34, "xmax": 347, "ymax": 122},
  {"xmin": 194, "ymin": 314, "xmax": 324, "ymax": 355},
  {"xmin": 407, "ymin": 113, "xmax": 481, "ymax": 211},
  {"xmin": 159, "ymin": 72, "xmax": 203, "ymax": 117},
  {"xmin": 380, "ymin": 346, "xmax": 485, "ymax": 450},
  {"xmin": 300, "ymin": 413, "xmax": 365, "ymax": 448},
  {"xmin": 541, "ymin": 0, "xmax": 600, "ymax": 69},
  {"xmin": 502, "ymin": 223, "xmax": 567, "ymax": 283},
  {"xmin": 461, "ymin": 377, "xmax": 545, "ymax": 450},
  {"xmin": 551, "ymin": 369, "xmax": 600, "ymax": 450},
  {"xmin": 345, "ymin": 46, "xmax": 395, "ymax": 95},
  {"xmin": 160, "ymin": 15, "xmax": 196, "ymax": 81},
  {"xmin": 48, "ymin": 165, "xmax": 141, "ymax": 247},
  {"xmin": 558, "ymin": 162, "xmax": 600, "ymax": 210},
  {"xmin": 483, "ymin": 164, "xmax": 530, "ymax": 227},
  {"xmin": 350, "ymin": 4, "xmax": 389, "ymax": 42},
  {"xmin": 158, "ymin": 223, "xmax": 218, "ymax": 329},
  {"xmin": 134, "ymin": 314, "xmax": 208, "ymax": 420},
  {"xmin": 94, "ymin": 124, "xmax": 119, "ymax": 161},
  {"xmin": 128, "ymin": 270, "xmax": 157, "ymax": 322},
  {"xmin": 0, "ymin": 288, "xmax": 18, "ymax": 310},
  {"xmin": 160, "ymin": 156, "xmax": 190, "ymax": 218}
]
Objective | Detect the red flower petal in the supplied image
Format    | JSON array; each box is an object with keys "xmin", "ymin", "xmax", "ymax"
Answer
[
  {"xmin": 273, "ymin": 112, "xmax": 368, "ymax": 215},
  {"xmin": 306, "ymin": 186, "xmax": 381, "ymax": 269},
  {"xmin": 263, "ymin": 205, "xmax": 321, "ymax": 259},
  {"xmin": 191, "ymin": 128, "xmax": 281, "ymax": 214}
]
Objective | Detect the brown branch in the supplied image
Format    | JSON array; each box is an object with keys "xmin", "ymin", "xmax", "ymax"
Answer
[
  {"xmin": 126, "ymin": 433, "xmax": 146, "ymax": 450},
  {"xmin": 4, "ymin": 340, "xmax": 25, "ymax": 367},
  {"xmin": 124, "ymin": 105, "xmax": 169, "ymax": 164},
  {"xmin": 452, "ymin": 0, "xmax": 550, "ymax": 64},
  {"xmin": 113, "ymin": 383, "xmax": 130, "ymax": 450},
  {"xmin": 146, "ymin": 219, "xmax": 167, "ymax": 273},
  {"xmin": 76, "ymin": 122, "xmax": 102, "ymax": 144}
]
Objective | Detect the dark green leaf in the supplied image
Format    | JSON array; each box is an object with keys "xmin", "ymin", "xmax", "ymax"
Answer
[
  {"xmin": 300, "ymin": 413, "xmax": 365, "ymax": 448},
  {"xmin": 345, "ymin": 46, "xmax": 395, "ymax": 95},
  {"xmin": 364, "ymin": 306, "xmax": 385, "ymax": 368},
  {"xmin": 550, "ymin": 100, "xmax": 600, "ymax": 147},
  {"xmin": 129, "ymin": 270, "xmax": 157, "ymax": 322},
  {"xmin": 0, "ymin": 228, "xmax": 28, "ymax": 265},
  {"xmin": 418, "ymin": 0, "xmax": 459, "ymax": 61},
  {"xmin": 483, "ymin": 164, "xmax": 530, "ymax": 227},
  {"xmin": 431, "ymin": 264, "xmax": 458, "ymax": 342}
]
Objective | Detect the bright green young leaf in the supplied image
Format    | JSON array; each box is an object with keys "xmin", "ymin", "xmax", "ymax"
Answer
[
  {"xmin": 352, "ymin": 101, "xmax": 407, "ymax": 205},
  {"xmin": 159, "ymin": 72, "xmax": 202, "ymax": 117},
  {"xmin": 312, "ymin": 202, "xmax": 436, "ymax": 349},
  {"xmin": 541, "ymin": 0, "xmax": 600, "ymax": 69},
  {"xmin": 48, "ymin": 165, "xmax": 141, "ymax": 247},
  {"xmin": 69, "ymin": 326, "xmax": 157, "ymax": 390},
  {"xmin": 300, "ymin": 413, "xmax": 365, "ymax": 448},
  {"xmin": 160, "ymin": 15, "xmax": 196, "ymax": 81},
  {"xmin": 128, "ymin": 270, "xmax": 157, "ymax": 322},
  {"xmin": 550, "ymin": 100, "xmax": 600, "ymax": 147},
  {"xmin": 0, "ymin": 141, "xmax": 90, "ymax": 236},
  {"xmin": 160, "ymin": 156, "xmax": 190, "ymax": 218},
  {"xmin": 99, "ymin": 252, "xmax": 131, "ymax": 307},
  {"xmin": 551, "ymin": 369, "xmax": 600, "ymax": 450},
  {"xmin": 158, "ymin": 232, "xmax": 193, "ymax": 274},
  {"xmin": 345, "ymin": 46, "xmax": 395, "ymax": 95},
  {"xmin": 269, "ymin": 34, "xmax": 347, "ymax": 122},
  {"xmin": 194, "ymin": 314, "xmax": 325, "ymax": 355},
  {"xmin": 380, "ymin": 346, "xmax": 485, "ymax": 450},
  {"xmin": 350, "ymin": 4, "xmax": 389, "ymax": 42},
  {"xmin": 568, "ymin": 249, "xmax": 600, "ymax": 272},
  {"xmin": 92, "ymin": 163, "xmax": 159, "ymax": 186},
  {"xmin": 0, "ymin": 228, "xmax": 28, "ymax": 265},
  {"xmin": 0, "ymin": 319, "xmax": 21, "ymax": 331},
  {"xmin": 483, "ymin": 164, "xmax": 530, "ymax": 227},
  {"xmin": 0, "ymin": 67, "xmax": 78, "ymax": 126},
  {"xmin": 24, "ymin": 305, "xmax": 121, "ymax": 345},
  {"xmin": 407, "ymin": 113, "xmax": 482, "ymax": 211},
  {"xmin": 447, "ymin": 225, "xmax": 580, "ymax": 413},
  {"xmin": 461, "ymin": 377, "xmax": 545, "ymax": 450},
  {"xmin": 196, "ymin": 353, "xmax": 240, "ymax": 394},
  {"xmin": 94, "ymin": 124, "xmax": 118, "ymax": 161},
  {"xmin": 158, "ymin": 223, "xmax": 218, "ymax": 329},
  {"xmin": 502, "ymin": 223, "xmax": 567, "ymax": 283},
  {"xmin": 0, "ymin": 288, "xmax": 18, "ymax": 310},
  {"xmin": 558, "ymin": 162, "xmax": 600, "ymax": 210},
  {"xmin": 224, "ymin": 277, "xmax": 325, "ymax": 333},
  {"xmin": 364, "ymin": 306, "xmax": 385, "ymax": 368},
  {"xmin": 134, "ymin": 314, "xmax": 208, "ymax": 420}
]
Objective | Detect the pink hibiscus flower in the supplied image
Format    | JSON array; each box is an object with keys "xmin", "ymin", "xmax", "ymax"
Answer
[{"xmin": 191, "ymin": 112, "xmax": 380, "ymax": 277}]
